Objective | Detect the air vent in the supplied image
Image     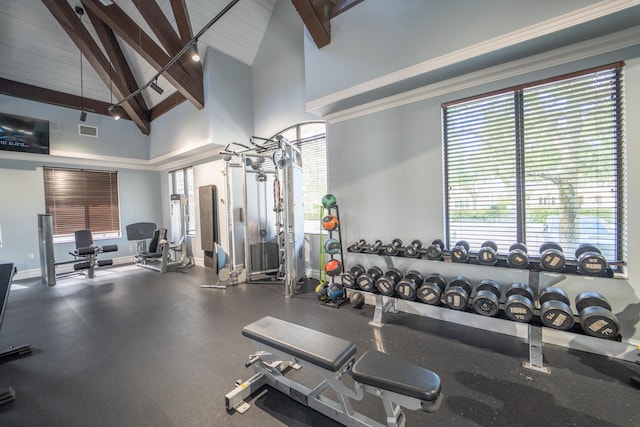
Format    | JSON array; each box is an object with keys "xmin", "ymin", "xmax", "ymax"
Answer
[
  {"xmin": 49, "ymin": 121, "xmax": 61, "ymax": 132},
  {"xmin": 78, "ymin": 124, "xmax": 98, "ymax": 138}
]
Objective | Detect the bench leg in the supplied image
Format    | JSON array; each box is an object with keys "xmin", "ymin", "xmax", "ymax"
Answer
[{"xmin": 381, "ymin": 399, "xmax": 406, "ymax": 427}]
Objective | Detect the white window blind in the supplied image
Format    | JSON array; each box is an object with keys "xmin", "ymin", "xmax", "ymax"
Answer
[{"xmin": 443, "ymin": 63, "xmax": 625, "ymax": 265}]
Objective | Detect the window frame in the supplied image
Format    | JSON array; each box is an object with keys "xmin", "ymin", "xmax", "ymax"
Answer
[
  {"xmin": 169, "ymin": 166, "xmax": 196, "ymax": 236},
  {"xmin": 43, "ymin": 166, "xmax": 121, "ymax": 243},
  {"xmin": 442, "ymin": 62, "xmax": 625, "ymax": 269},
  {"xmin": 269, "ymin": 121, "xmax": 327, "ymax": 234}
]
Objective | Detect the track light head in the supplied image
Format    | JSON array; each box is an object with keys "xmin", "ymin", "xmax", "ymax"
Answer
[
  {"xmin": 108, "ymin": 105, "xmax": 120, "ymax": 120},
  {"xmin": 80, "ymin": 110, "xmax": 87, "ymax": 122},
  {"xmin": 189, "ymin": 43, "xmax": 200, "ymax": 62},
  {"xmin": 150, "ymin": 80, "xmax": 164, "ymax": 95}
]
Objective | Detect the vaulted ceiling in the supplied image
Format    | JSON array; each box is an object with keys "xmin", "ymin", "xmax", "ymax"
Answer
[{"xmin": 0, "ymin": 0, "xmax": 364, "ymax": 135}]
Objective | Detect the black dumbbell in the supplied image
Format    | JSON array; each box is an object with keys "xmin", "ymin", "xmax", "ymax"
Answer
[
  {"xmin": 575, "ymin": 244, "xmax": 608, "ymax": 276},
  {"xmin": 507, "ymin": 243, "xmax": 529, "ymax": 269},
  {"xmin": 375, "ymin": 268, "xmax": 403, "ymax": 296},
  {"xmin": 451, "ymin": 240, "xmax": 470, "ymax": 263},
  {"xmin": 347, "ymin": 239, "xmax": 367, "ymax": 252},
  {"xmin": 504, "ymin": 283, "xmax": 534, "ymax": 323},
  {"xmin": 396, "ymin": 271, "xmax": 424, "ymax": 301},
  {"xmin": 367, "ymin": 240, "xmax": 383, "ymax": 253},
  {"xmin": 477, "ymin": 241, "xmax": 498, "ymax": 266},
  {"xmin": 417, "ymin": 273, "xmax": 446, "ymax": 305},
  {"xmin": 539, "ymin": 242, "xmax": 566, "ymax": 272},
  {"xmin": 342, "ymin": 264, "xmax": 365, "ymax": 289},
  {"xmin": 404, "ymin": 270, "xmax": 424, "ymax": 287},
  {"xmin": 384, "ymin": 238, "xmax": 404, "ymax": 256},
  {"xmin": 404, "ymin": 239, "xmax": 423, "ymax": 257},
  {"xmin": 444, "ymin": 276, "xmax": 472, "ymax": 310},
  {"xmin": 575, "ymin": 292, "xmax": 621, "ymax": 339},
  {"xmin": 426, "ymin": 239, "xmax": 445, "ymax": 260},
  {"xmin": 472, "ymin": 279, "xmax": 502, "ymax": 316},
  {"xmin": 539, "ymin": 287, "xmax": 574, "ymax": 330},
  {"xmin": 356, "ymin": 266, "xmax": 383, "ymax": 292}
]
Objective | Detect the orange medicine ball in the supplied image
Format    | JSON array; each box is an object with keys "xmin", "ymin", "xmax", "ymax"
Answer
[
  {"xmin": 322, "ymin": 214, "xmax": 339, "ymax": 231},
  {"xmin": 324, "ymin": 259, "xmax": 342, "ymax": 276}
]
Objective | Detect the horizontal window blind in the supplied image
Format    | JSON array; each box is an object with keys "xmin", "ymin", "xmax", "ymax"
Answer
[
  {"xmin": 44, "ymin": 167, "xmax": 120, "ymax": 239},
  {"xmin": 444, "ymin": 64, "xmax": 624, "ymax": 265}
]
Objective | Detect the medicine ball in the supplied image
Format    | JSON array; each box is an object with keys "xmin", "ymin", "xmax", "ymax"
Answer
[
  {"xmin": 315, "ymin": 283, "xmax": 329, "ymax": 301},
  {"xmin": 350, "ymin": 291, "xmax": 365, "ymax": 309},
  {"xmin": 322, "ymin": 194, "xmax": 337, "ymax": 209},
  {"xmin": 324, "ymin": 259, "xmax": 342, "ymax": 276},
  {"xmin": 324, "ymin": 238, "xmax": 341, "ymax": 254},
  {"xmin": 322, "ymin": 214, "xmax": 339, "ymax": 231}
]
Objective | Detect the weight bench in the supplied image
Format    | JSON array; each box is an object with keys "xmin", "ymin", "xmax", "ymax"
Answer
[{"xmin": 225, "ymin": 316, "xmax": 441, "ymax": 426}]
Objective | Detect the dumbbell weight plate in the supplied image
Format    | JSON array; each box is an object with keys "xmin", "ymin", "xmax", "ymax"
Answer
[
  {"xmin": 417, "ymin": 273, "xmax": 446, "ymax": 305},
  {"xmin": 579, "ymin": 306, "xmax": 621, "ymax": 339},
  {"xmin": 472, "ymin": 280, "xmax": 501, "ymax": 317},
  {"xmin": 451, "ymin": 240, "xmax": 470, "ymax": 263},
  {"xmin": 383, "ymin": 238, "xmax": 404, "ymax": 255},
  {"xmin": 575, "ymin": 243, "xmax": 601, "ymax": 259},
  {"xmin": 357, "ymin": 274, "xmax": 375, "ymax": 292},
  {"xmin": 540, "ymin": 300, "xmax": 575, "ymax": 330},
  {"xmin": 539, "ymin": 287, "xmax": 570, "ymax": 306},
  {"xmin": 386, "ymin": 268, "xmax": 403, "ymax": 283},
  {"xmin": 504, "ymin": 294, "xmax": 534, "ymax": 323},
  {"xmin": 445, "ymin": 276, "xmax": 472, "ymax": 310},
  {"xmin": 342, "ymin": 272, "xmax": 357, "ymax": 288},
  {"xmin": 477, "ymin": 241, "xmax": 498, "ymax": 266},
  {"xmin": 426, "ymin": 239, "xmax": 445, "ymax": 260},
  {"xmin": 404, "ymin": 239, "xmax": 423, "ymax": 257},
  {"xmin": 404, "ymin": 270, "xmax": 424, "ymax": 287},
  {"xmin": 375, "ymin": 275, "xmax": 396, "ymax": 296},
  {"xmin": 367, "ymin": 240, "xmax": 383, "ymax": 253},
  {"xmin": 540, "ymin": 242, "xmax": 566, "ymax": 272},
  {"xmin": 507, "ymin": 243, "xmax": 529, "ymax": 268},
  {"xmin": 575, "ymin": 292, "xmax": 612, "ymax": 313},
  {"xmin": 396, "ymin": 278, "xmax": 417, "ymax": 300},
  {"xmin": 506, "ymin": 283, "xmax": 534, "ymax": 300}
]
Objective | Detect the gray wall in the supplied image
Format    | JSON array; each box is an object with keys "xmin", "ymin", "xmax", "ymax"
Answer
[{"xmin": 303, "ymin": 0, "xmax": 600, "ymax": 102}]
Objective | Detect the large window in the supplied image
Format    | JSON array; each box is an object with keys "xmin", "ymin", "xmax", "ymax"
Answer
[
  {"xmin": 43, "ymin": 167, "xmax": 121, "ymax": 241},
  {"xmin": 443, "ymin": 63, "xmax": 625, "ymax": 265},
  {"xmin": 272, "ymin": 121, "xmax": 327, "ymax": 233},
  {"xmin": 169, "ymin": 166, "xmax": 195, "ymax": 235}
]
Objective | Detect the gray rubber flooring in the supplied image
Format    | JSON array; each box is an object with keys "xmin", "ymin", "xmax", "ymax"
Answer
[{"xmin": 1, "ymin": 264, "xmax": 639, "ymax": 426}]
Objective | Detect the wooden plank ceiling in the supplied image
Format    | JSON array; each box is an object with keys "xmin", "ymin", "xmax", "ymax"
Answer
[{"xmin": 0, "ymin": 0, "xmax": 362, "ymax": 135}]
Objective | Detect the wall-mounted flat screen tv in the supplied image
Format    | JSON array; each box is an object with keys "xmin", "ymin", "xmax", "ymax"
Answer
[{"xmin": 0, "ymin": 113, "xmax": 50, "ymax": 155}]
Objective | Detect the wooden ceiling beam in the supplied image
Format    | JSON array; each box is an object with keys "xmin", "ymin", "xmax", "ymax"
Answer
[
  {"xmin": 329, "ymin": 0, "xmax": 365, "ymax": 19},
  {"xmin": 291, "ymin": 0, "xmax": 331, "ymax": 48},
  {"xmin": 42, "ymin": 0, "xmax": 150, "ymax": 134},
  {"xmin": 133, "ymin": 0, "xmax": 203, "ymax": 86},
  {"xmin": 0, "ymin": 78, "xmax": 130, "ymax": 121},
  {"xmin": 150, "ymin": 91, "xmax": 187, "ymax": 122},
  {"xmin": 170, "ymin": 0, "xmax": 195, "ymax": 44},
  {"xmin": 81, "ymin": 0, "xmax": 204, "ymax": 110},
  {"xmin": 84, "ymin": 5, "xmax": 149, "ymax": 120}
]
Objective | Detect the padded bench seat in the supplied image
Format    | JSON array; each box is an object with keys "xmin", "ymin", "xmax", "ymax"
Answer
[
  {"xmin": 242, "ymin": 316, "xmax": 357, "ymax": 372},
  {"xmin": 351, "ymin": 350, "xmax": 441, "ymax": 402}
]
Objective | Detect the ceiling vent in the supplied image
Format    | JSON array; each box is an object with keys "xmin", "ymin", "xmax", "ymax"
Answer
[{"xmin": 78, "ymin": 124, "xmax": 98, "ymax": 138}]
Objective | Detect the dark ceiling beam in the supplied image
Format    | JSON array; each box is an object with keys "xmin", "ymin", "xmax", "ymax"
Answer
[
  {"xmin": 291, "ymin": 0, "xmax": 331, "ymax": 48},
  {"xmin": 81, "ymin": 0, "xmax": 204, "ymax": 110},
  {"xmin": 329, "ymin": 0, "xmax": 365, "ymax": 19},
  {"xmin": 84, "ymin": 4, "xmax": 149, "ymax": 121},
  {"xmin": 170, "ymin": 0, "xmax": 195, "ymax": 44},
  {"xmin": 291, "ymin": 0, "xmax": 366, "ymax": 48},
  {"xmin": 0, "ymin": 78, "xmax": 130, "ymax": 121},
  {"xmin": 133, "ymin": 0, "xmax": 203, "ymax": 84},
  {"xmin": 42, "ymin": 0, "xmax": 150, "ymax": 134},
  {"xmin": 150, "ymin": 91, "xmax": 187, "ymax": 122}
]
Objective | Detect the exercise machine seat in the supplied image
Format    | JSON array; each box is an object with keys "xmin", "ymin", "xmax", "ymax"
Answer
[
  {"xmin": 137, "ymin": 228, "xmax": 166, "ymax": 258},
  {"xmin": 351, "ymin": 350, "xmax": 441, "ymax": 402},
  {"xmin": 74, "ymin": 229, "xmax": 93, "ymax": 251},
  {"xmin": 242, "ymin": 316, "xmax": 357, "ymax": 372}
]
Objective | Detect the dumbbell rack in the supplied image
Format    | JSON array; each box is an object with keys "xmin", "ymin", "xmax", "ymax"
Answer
[
  {"xmin": 345, "ymin": 242, "xmax": 632, "ymax": 372},
  {"xmin": 319, "ymin": 205, "xmax": 346, "ymax": 308}
]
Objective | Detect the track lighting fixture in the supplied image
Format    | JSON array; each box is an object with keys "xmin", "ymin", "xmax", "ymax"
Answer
[
  {"xmin": 149, "ymin": 79, "xmax": 164, "ymax": 95},
  {"xmin": 189, "ymin": 43, "xmax": 200, "ymax": 62},
  {"xmin": 108, "ymin": 105, "xmax": 121, "ymax": 120},
  {"xmin": 80, "ymin": 110, "xmax": 87, "ymax": 122}
]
